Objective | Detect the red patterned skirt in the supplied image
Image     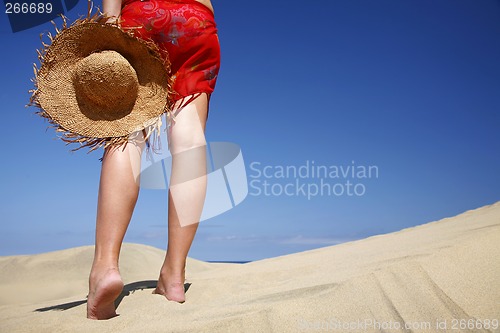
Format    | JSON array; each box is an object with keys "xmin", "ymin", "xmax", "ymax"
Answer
[{"xmin": 121, "ymin": 0, "xmax": 220, "ymax": 111}]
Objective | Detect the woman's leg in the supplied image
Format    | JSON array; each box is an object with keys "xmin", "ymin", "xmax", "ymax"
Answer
[
  {"xmin": 87, "ymin": 141, "xmax": 144, "ymax": 320},
  {"xmin": 154, "ymin": 93, "xmax": 209, "ymax": 302}
]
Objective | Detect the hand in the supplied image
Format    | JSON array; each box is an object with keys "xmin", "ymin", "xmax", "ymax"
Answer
[
  {"xmin": 105, "ymin": 15, "xmax": 121, "ymax": 27},
  {"xmin": 102, "ymin": 0, "xmax": 122, "ymax": 26}
]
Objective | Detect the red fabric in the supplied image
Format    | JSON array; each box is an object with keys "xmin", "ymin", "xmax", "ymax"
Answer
[{"xmin": 120, "ymin": 0, "xmax": 220, "ymax": 110}]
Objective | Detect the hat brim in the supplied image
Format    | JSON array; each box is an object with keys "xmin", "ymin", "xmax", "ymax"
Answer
[{"xmin": 30, "ymin": 12, "xmax": 173, "ymax": 153}]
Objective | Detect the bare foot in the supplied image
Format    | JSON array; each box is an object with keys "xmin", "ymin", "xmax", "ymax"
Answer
[
  {"xmin": 153, "ymin": 268, "xmax": 186, "ymax": 303},
  {"xmin": 87, "ymin": 267, "xmax": 124, "ymax": 320}
]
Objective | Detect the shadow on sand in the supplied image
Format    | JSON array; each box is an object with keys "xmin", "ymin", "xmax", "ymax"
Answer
[{"xmin": 34, "ymin": 280, "xmax": 192, "ymax": 312}]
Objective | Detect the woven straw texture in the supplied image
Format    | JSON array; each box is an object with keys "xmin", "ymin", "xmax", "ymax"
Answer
[{"xmin": 29, "ymin": 6, "xmax": 174, "ymax": 153}]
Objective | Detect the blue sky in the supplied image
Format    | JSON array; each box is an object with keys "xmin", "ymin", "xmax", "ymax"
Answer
[{"xmin": 0, "ymin": 0, "xmax": 499, "ymax": 261}]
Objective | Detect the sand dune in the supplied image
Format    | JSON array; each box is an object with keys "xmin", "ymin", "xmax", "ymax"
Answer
[{"xmin": 1, "ymin": 202, "xmax": 499, "ymax": 332}]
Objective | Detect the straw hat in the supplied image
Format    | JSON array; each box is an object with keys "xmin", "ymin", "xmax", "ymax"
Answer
[{"xmin": 29, "ymin": 11, "xmax": 173, "ymax": 153}]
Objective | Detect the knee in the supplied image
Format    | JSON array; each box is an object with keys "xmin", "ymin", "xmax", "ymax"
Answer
[{"xmin": 170, "ymin": 131, "xmax": 207, "ymax": 155}]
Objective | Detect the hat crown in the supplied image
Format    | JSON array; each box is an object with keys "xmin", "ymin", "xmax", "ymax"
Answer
[
  {"xmin": 73, "ymin": 50, "xmax": 138, "ymax": 121},
  {"xmin": 33, "ymin": 21, "xmax": 171, "ymax": 142}
]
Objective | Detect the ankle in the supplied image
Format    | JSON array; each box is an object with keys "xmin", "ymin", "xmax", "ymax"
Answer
[
  {"xmin": 160, "ymin": 265, "xmax": 185, "ymax": 277},
  {"xmin": 160, "ymin": 262, "xmax": 185, "ymax": 281},
  {"xmin": 90, "ymin": 263, "xmax": 120, "ymax": 280}
]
